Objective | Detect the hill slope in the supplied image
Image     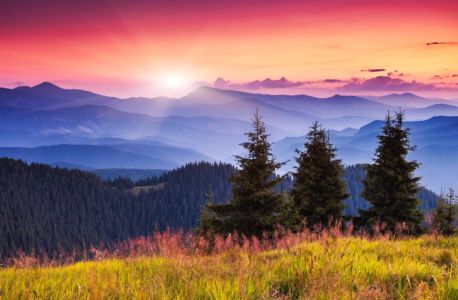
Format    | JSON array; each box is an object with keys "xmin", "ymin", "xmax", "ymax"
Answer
[
  {"xmin": 0, "ymin": 159, "xmax": 234, "ymax": 259},
  {"xmin": 0, "ymin": 159, "xmax": 438, "ymax": 261}
]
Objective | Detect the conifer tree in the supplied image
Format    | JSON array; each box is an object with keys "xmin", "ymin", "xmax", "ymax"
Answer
[
  {"xmin": 196, "ymin": 189, "xmax": 219, "ymax": 235},
  {"xmin": 290, "ymin": 122, "xmax": 348, "ymax": 230},
  {"xmin": 198, "ymin": 109, "xmax": 287, "ymax": 236},
  {"xmin": 432, "ymin": 189, "xmax": 457, "ymax": 236},
  {"xmin": 359, "ymin": 111, "xmax": 423, "ymax": 233}
]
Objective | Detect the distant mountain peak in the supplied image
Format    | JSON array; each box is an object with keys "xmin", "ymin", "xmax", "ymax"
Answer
[
  {"xmin": 380, "ymin": 92, "xmax": 426, "ymax": 100},
  {"xmin": 384, "ymin": 92, "xmax": 416, "ymax": 97},
  {"xmin": 32, "ymin": 82, "xmax": 62, "ymax": 90},
  {"xmin": 194, "ymin": 85, "xmax": 217, "ymax": 92},
  {"xmin": 426, "ymin": 103, "xmax": 458, "ymax": 109},
  {"xmin": 329, "ymin": 94, "xmax": 362, "ymax": 100},
  {"xmin": 14, "ymin": 81, "xmax": 63, "ymax": 92},
  {"xmin": 186, "ymin": 85, "xmax": 247, "ymax": 98},
  {"xmin": 329, "ymin": 94, "xmax": 362, "ymax": 99}
]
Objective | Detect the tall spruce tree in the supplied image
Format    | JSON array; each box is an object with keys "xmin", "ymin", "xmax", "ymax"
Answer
[
  {"xmin": 359, "ymin": 111, "xmax": 423, "ymax": 233},
  {"xmin": 196, "ymin": 189, "xmax": 220, "ymax": 235},
  {"xmin": 290, "ymin": 122, "xmax": 348, "ymax": 230},
  {"xmin": 198, "ymin": 109, "xmax": 287, "ymax": 236},
  {"xmin": 432, "ymin": 189, "xmax": 457, "ymax": 236}
]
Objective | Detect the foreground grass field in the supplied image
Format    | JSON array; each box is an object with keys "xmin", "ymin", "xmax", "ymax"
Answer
[{"xmin": 0, "ymin": 235, "xmax": 457, "ymax": 299}]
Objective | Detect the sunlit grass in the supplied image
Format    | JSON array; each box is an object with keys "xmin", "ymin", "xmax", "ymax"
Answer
[{"xmin": 1, "ymin": 234, "xmax": 457, "ymax": 299}]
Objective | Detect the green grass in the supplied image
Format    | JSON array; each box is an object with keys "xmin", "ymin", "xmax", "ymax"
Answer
[{"xmin": 1, "ymin": 236, "xmax": 457, "ymax": 299}]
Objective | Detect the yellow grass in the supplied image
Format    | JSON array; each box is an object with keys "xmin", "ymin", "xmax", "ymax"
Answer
[{"xmin": 0, "ymin": 236, "xmax": 457, "ymax": 299}]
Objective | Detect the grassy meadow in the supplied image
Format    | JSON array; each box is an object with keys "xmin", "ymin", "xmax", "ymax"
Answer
[{"xmin": 0, "ymin": 232, "xmax": 457, "ymax": 299}]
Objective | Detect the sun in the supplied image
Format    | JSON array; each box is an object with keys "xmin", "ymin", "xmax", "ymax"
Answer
[
  {"xmin": 154, "ymin": 71, "xmax": 196, "ymax": 97},
  {"xmin": 162, "ymin": 73, "xmax": 187, "ymax": 88}
]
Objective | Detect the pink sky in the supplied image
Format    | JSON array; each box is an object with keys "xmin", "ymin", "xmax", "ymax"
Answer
[{"xmin": 1, "ymin": 0, "xmax": 457, "ymax": 98}]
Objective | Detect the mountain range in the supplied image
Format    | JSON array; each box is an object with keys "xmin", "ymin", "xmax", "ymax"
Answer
[
  {"xmin": 0, "ymin": 143, "xmax": 211, "ymax": 169},
  {"xmin": 1, "ymin": 82, "xmax": 458, "ymax": 192}
]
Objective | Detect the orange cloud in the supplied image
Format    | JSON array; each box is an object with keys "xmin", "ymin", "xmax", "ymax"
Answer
[
  {"xmin": 213, "ymin": 77, "xmax": 304, "ymax": 90},
  {"xmin": 426, "ymin": 42, "xmax": 458, "ymax": 46},
  {"xmin": 338, "ymin": 76, "xmax": 457, "ymax": 92}
]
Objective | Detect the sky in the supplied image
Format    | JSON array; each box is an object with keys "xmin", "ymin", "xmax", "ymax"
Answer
[{"xmin": 1, "ymin": 0, "xmax": 458, "ymax": 98}]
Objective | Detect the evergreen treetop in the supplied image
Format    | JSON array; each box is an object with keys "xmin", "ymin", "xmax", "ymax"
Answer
[
  {"xmin": 432, "ymin": 189, "xmax": 457, "ymax": 236},
  {"xmin": 198, "ymin": 109, "xmax": 287, "ymax": 237},
  {"xmin": 359, "ymin": 111, "xmax": 423, "ymax": 233},
  {"xmin": 290, "ymin": 122, "xmax": 348, "ymax": 229}
]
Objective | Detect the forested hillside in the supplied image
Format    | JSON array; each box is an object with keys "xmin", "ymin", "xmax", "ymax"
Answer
[
  {"xmin": 0, "ymin": 158, "xmax": 131, "ymax": 260},
  {"xmin": 0, "ymin": 158, "xmax": 437, "ymax": 260},
  {"xmin": 0, "ymin": 159, "xmax": 233, "ymax": 260}
]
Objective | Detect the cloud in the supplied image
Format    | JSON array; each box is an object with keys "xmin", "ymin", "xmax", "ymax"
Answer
[
  {"xmin": 387, "ymin": 70, "xmax": 404, "ymax": 77},
  {"xmin": 387, "ymin": 72, "xmax": 404, "ymax": 77},
  {"xmin": 77, "ymin": 125, "xmax": 94, "ymax": 134},
  {"xmin": 213, "ymin": 77, "xmax": 230, "ymax": 88},
  {"xmin": 42, "ymin": 127, "xmax": 72, "ymax": 135},
  {"xmin": 426, "ymin": 41, "xmax": 458, "ymax": 46},
  {"xmin": 360, "ymin": 68, "xmax": 386, "ymax": 73},
  {"xmin": 210, "ymin": 75, "xmax": 458, "ymax": 94},
  {"xmin": 431, "ymin": 74, "xmax": 458, "ymax": 80},
  {"xmin": 213, "ymin": 77, "xmax": 304, "ymax": 90},
  {"xmin": 322, "ymin": 79, "xmax": 343, "ymax": 83},
  {"xmin": 339, "ymin": 76, "xmax": 437, "ymax": 92},
  {"xmin": 248, "ymin": 77, "xmax": 305, "ymax": 89}
]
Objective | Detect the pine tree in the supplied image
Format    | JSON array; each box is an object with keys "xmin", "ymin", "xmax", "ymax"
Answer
[
  {"xmin": 198, "ymin": 109, "xmax": 287, "ymax": 236},
  {"xmin": 432, "ymin": 189, "xmax": 457, "ymax": 236},
  {"xmin": 197, "ymin": 189, "xmax": 219, "ymax": 235},
  {"xmin": 359, "ymin": 111, "xmax": 423, "ymax": 233},
  {"xmin": 290, "ymin": 122, "xmax": 348, "ymax": 230}
]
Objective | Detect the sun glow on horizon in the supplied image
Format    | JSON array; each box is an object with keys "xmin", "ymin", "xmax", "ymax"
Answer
[
  {"xmin": 153, "ymin": 72, "xmax": 197, "ymax": 98},
  {"xmin": 162, "ymin": 73, "xmax": 187, "ymax": 89}
]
